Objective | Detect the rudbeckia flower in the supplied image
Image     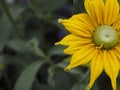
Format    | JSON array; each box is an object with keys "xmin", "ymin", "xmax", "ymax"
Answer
[{"xmin": 55, "ymin": 0, "xmax": 120, "ymax": 90}]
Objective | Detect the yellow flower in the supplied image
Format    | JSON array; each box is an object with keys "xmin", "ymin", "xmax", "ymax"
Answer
[{"xmin": 55, "ymin": 0, "xmax": 120, "ymax": 90}]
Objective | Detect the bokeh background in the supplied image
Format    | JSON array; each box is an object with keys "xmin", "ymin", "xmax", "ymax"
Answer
[{"xmin": 0, "ymin": 0, "xmax": 120, "ymax": 90}]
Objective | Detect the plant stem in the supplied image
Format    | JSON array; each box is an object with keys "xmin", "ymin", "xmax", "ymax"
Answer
[{"xmin": 1, "ymin": 0, "xmax": 25, "ymax": 40}]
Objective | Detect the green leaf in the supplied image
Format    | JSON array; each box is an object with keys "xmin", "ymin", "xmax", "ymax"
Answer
[
  {"xmin": 118, "ymin": 0, "xmax": 120, "ymax": 5},
  {"xmin": 7, "ymin": 38, "xmax": 46, "ymax": 58},
  {"xmin": 53, "ymin": 72, "xmax": 76, "ymax": 90},
  {"xmin": 14, "ymin": 60, "xmax": 45, "ymax": 90},
  {"xmin": 1, "ymin": 0, "xmax": 24, "ymax": 39},
  {"xmin": 71, "ymin": 82, "xmax": 87, "ymax": 90},
  {"xmin": 27, "ymin": 38, "xmax": 46, "ymax": 58},
  {"xmin": 0, "ymin": 14, "xmax": 11, "ymax": 48},
  {"xmin": 48, "ymin": 65, "xmax": 63, "ymax": 77},
  {"xmin": 48, "ymin": 45, "xmax": 66, "ymax": 56},
  {"xmin": 48, "ymin": 65, "xmax": 63, "ymax": 87},
  {"xmin": 9, "ymin": 6, "xmax": 26, "ymax": 20},
  {"xmin": 6, "ymin": 39, "xmax": 27, "ymax": 53}
]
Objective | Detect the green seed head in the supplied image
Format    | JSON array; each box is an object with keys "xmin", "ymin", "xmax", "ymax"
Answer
[{"xmin": 93, "ymin": 25, "xmax": 119, "ymax": 49}]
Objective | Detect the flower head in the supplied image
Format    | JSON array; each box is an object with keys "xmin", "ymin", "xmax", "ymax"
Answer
[{"xmin": 56, "ymin": 0, "xmax": 120, "ymax": 90}]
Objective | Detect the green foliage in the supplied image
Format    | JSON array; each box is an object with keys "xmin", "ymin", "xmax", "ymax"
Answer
[
  {"xmin": 48, "ymin": 45, "xmax": 66, "ymax": 56},
  {"xmin": 14, "ymin": 60, "xmax": 45, "ymax": 90},
  {"xmin": 6, "ymin": 39, "xmax": 27, "ymax": 53},
  {"xmin": 118, "ymin": 0, "xmax": 120, "ymax": 4}
]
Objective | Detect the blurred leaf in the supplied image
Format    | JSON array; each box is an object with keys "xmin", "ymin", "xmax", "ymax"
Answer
[
  {"xmin": 4, "ymin": 55, "xmax": 28, "ymax": 68},
  {"xmin": 48, "ymin": 45, "xmax": 66, "ymax": 56},
  {"xmin": 53, "ymin": 72, "xmax": 76, "ymax": 90},
  {"xmin": 118, "ymin": 0, "xmax": 120, "ymax": 5},
  {"xmin": 71, "ymin": 82, "xmax": 87, "ymax": 90},
  {"xmin": 48, "ymin": 62, "xmax": 83, "ymax": 88},
  {"xmin": 48, "ymin": 65, "xmax": 63, "ymax": 77},
  {"xmin": 1, "ymin": 0, "xmax": 24, "ymax": 39},
  {"xmin": 6, "ymin": 38, "xmax": 46, "ymax": 58},
  {"xmin": 10, "ymin": 6, "xmax": 26, "ymax": 20},
  {"xmin": 8, "ymin": 6, "xmax": 33, "ymax": 23},
  {"xmin": 14, "ymin": 60, "xmax": 45, "ymax": 90},
  {"xmin": 71, "ymin": 70, "xmax": 99, "ymax": 90},
  {"xmin": 0, "ymin": 14, "xmax": 12, "ymax": 48},
  {"xmin": 48, "ymin": 65, "xmax": 63, "ymax": 87},
  {"xmin": 48, "ymin": 76, "xmax": 55, "ymax": 87},
  {"xmin": 27, "ymin": 38, "xmax": 46, "ymax": 58},
  {"xmin": 6, "ymin": 39, "xmax": 27, "ymax": 53}
]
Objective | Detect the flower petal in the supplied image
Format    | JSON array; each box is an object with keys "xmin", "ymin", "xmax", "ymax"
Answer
[
  {"xmin": 65, "ymin": 44, "xmax": 98, "ymax": 70},
  {"xmin": 114, "ymin": 46, "xmax": 120, "ymax": 70},
  {"xmin": 88, "ymin": 51, "xmax": 103, "ymax": 89},
  {"xmin": 84, "ymin": 0, "xmax": 104, "ymax": 26},
  {"xmin": 103, "ymin": 50, "xmax": 119, "ymax": 90},
  {"xmin": 59, "ymin": 14, "xmax": 95, "ymax": 37},
  {"xmin": 64, "ymin": 45, "xmax": 84, "ymax": 54},
  {"xmin": 55, "ymin": 34, "xmax": 92, "ymax": 46},
  {"xmin": 69, "ymin": 13, "xmax": 96, "ymax": 30},
  {"xmin": 113, "ymin": 15, "xmax": 120, "ymax": 30},
  {"xmin": 104, "ymin": 0, "xmax": 119, "ymax": 25}
]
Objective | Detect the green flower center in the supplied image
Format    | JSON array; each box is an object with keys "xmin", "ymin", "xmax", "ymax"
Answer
[{"xmin": 93, "ymin": 25, "xmax": 119, "ymax": 49}]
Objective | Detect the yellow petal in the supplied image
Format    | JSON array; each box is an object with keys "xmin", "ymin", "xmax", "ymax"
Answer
[
  {"xmin": 84, "ymin": 0, "xmax": 104, "ymax": 26},
  {"xmin": 114, "ymin": 45, "xmax": 120, "ymax": 54},
  {"xmin": 69, "ymin": 13, "xmax": 96, "ymax": 31},
  {"xmin": 114, "ymin": 46, "xmax": 120, "ymax": 70},
  {"xmin": 64, "ymin": 45, "xmax": 84, "ymax": 54},
  {"xmin": 113, "ymin": 15, "xmax": 120, "ymax": 29},
  {"xmin": 65, "ymin": 44, "xmax": 98, "ymax": 70},
  {"xmin": 55, "ymin": 34, "xmax": 92, "ymax": 46},
  {"xmin": 88, "ymin": 51, "xmax": 103, "ymax": 89},
  {"xmin": 103, "ymin": 50, "xmax": 119, "ymax": 90},
  {"xmin": 104, "ymin": 0, "xmax": 119, "ymax": 25},
  {"xmin": 59, "ymin": 14, "xmax": 95, "ymax": 37}
]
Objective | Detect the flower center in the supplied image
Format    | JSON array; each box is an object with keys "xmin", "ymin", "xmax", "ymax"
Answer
[{"xmin": 93, "ymin": 25, "xmax": 119, "ymax": 49}]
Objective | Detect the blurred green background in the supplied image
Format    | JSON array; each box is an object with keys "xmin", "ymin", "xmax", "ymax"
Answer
[{"xmin": 0, "ymin": 0, "xmax": 120, "ymax": 90}]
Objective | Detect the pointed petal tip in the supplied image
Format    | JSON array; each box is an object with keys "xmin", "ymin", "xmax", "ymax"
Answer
[
  {"xmin": 58, "ymin": 19, "xmax": 63, "ymax": 23},
  {"xmin": 64, "ymin": 66, "xmax": 71, "ymax": 71},
  {"xmin": 54, "ymin": 42, "xmax": 60, "ymax": 45},
  {"xmin": 64, "ymin": 49, "xmax": 68, "ymax": 54}
]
